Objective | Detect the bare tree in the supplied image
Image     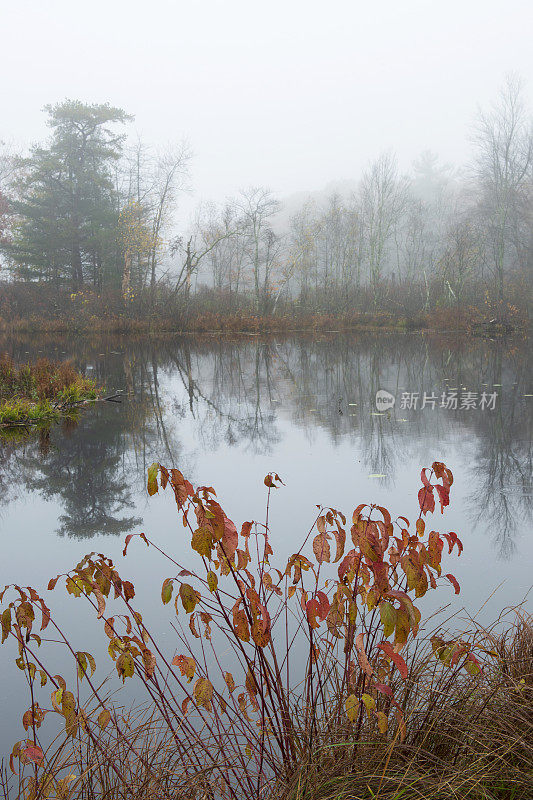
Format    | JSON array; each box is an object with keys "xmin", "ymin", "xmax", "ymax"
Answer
[
  {"xmin": 195, "ymin": 201, "xmax": 247, "ymax": 295},
  {"xmin": 170, "ymin": 227, "xmax": 239, "ymax": 299},
  {"xmin": 359, "ymin": 152, "xmax": 409, "ymax": 302},
  {"xmin": 147, "ymin": 144, "xmax": 191, "ymax": 301},
  {"xmin": 235, "ymin": 187, "xmax": 281, "ymax": 312},
  {"xmin": 474, "ymin": 74, "xmax": 533, "ymax": 303},
  {"xmin": 287, "ymin": 200, "xmax": 320, "ymax": 302}
]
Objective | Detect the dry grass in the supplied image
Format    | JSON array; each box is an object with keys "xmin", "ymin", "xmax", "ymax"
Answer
[
  {"xmin": 0, "ymin": 354, "xmax": 99, "ymax": 425},
  {"xmin": 0, "ymin": 279, "xmax": 529, "ymax": 336},
  {"xmin": 280, "ymin": 612, "xmax": 533, "ymax": 800},
  {"xmin": 2, "ymin": 614, "xmax": 530, "ymax": 800}
]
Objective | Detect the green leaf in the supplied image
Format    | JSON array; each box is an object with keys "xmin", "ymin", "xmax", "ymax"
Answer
[
  {"xmin": 76, "ymin": 652, "xmax": 87, "ymax": 681},
  {"xmin": 379, "ymin": 601, "xmax": 396, "ymax": 638},
  {"xmin": 147, "ymin": 463, "xmax": 159, "ymax": 496},
  {"xmin": 116, "ymin": 651, "xmax": 135, "ymax": 682},
  {"xmin": 161, "ymin": 578, "xmax": 173, "ymax": 604},
  {"xmin": 180, "ymin": 583, "xmax": 199, "ymax": 613},
  {"xmin": 191, "ymin": 527, "xmax": 213, "ymax": 558},
  {"xmin": 193, "ymin": 677, "xmax": 214, "ymax": 712},
  {"xmin": 345, "ymin": 693, "xmax": 358, "ymax": 723},
  {"xmin": 207, "ymin": 571, "xmax": 218, "ymax": 593},
  {"xmin": 361, "ymin": 693, "xmax": 376, "ymax": 716},
  {"xmin": 62, "ymin": 690, "xmax": 78, "ymax": 737}
]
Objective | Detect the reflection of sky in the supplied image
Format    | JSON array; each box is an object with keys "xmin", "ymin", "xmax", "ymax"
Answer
[{"xmin": 0, "ymin": 333, "xmax": 531, "ymax": 757}]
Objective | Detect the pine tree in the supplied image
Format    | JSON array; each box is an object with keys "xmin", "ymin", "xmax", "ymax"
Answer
[{"xmin": 7, "ymin": 101, "xmax": 131, "ymax": 291}]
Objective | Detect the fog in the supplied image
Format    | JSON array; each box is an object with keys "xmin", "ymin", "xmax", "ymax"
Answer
[{"xmin": 2, "ymin": 0, "xmax": 532, "ymax": 208}]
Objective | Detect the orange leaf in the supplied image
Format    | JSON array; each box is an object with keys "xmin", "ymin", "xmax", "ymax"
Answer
[
  {"xmin": 172, "ymin": 654, "xmax": 196, "ymax": 682},
  {"xmin": 355, "ymin": 632, "xmax": 373, "ymax": 677},
  {"xmin": 313, "ymin": 533, "xmax": 331, "ymax": 564},
  {"xmin": 22, "ymin": 744, "xmax": 43, "ymax": 765}
]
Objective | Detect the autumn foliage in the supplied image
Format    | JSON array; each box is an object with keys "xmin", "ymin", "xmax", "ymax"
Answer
[{"xmin": 0, "ymin": 460, "xmax": 507, "ymax": 799}]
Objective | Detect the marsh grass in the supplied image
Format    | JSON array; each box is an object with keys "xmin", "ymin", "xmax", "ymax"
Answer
[
  {"xmin": 1, "ymin": 613, "xmax": 530, "ymax": 800},
  {"xmin": 280, "ymin": 612, "xmax": 533, "ymax": 800},
  {"xmin": 0, "ymin": 354, "xmax": 99, "ymax": 426}
]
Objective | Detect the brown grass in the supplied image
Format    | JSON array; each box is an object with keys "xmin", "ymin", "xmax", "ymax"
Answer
[
  {"xmin": 0, "ymin": 279, "xmax": 529, "ymax": 336},
  {"xmin": 280, "ymin": 611, "xmax": 533, "ymax": 800},
  {"xmin": 2, "ymin": 612, "xmax": 530, "ymax": 800}
]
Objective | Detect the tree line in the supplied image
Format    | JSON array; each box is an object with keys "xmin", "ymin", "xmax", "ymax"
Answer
[{"xmin": 0, "ymin": 76, "xmax": 531, "ymax": 322}]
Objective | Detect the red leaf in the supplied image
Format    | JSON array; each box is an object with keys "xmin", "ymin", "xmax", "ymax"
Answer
[
  {"xmin": 433, "ymin": 461, "xmax": 453, "ymax": 488},
  {"xmin": 374, "ymin": 682, "xmax": 393, "ymax": 698},
  {"xmin": 443, "ymin": 531, "xmax": 463, "ymax": 556},
  {"xmin": 436, "ymin": 484, "xmax": 450, "ymax": 513},
  {"xmin": 91, "ymin": 582, "xmax": 105, "ymax": 619},
  {"xmin": 450, "ymin": 644, "xmax": 467, "ymax": 667},
  {"xmin": 306, "ymin": 599, "xmax": 320, "ymax": 629},
  {"xmin": 219, "ymin": 516, "xmax": 238, "ymax": 563},
  {"xmin": 338, "ymin": 550, "xmax": 357, "ymax": 581},
  {"xmin": 445, "ymin": 574, "xmax": 460, "ymax": 594},
  {"xmin": 315, "ymin": 590, "xmax": 330, "ymax": 621},
  {"xmin": 22, "ymin": 744, "xmax": 43, "ymax": 764},
  {"xmin": 418, "ymin": 486, "xmax": 435, "ymax": 515},
  {"xmin": 377, "ymin": 641, "xmax": 408, "ymax": 680},
  {"xmin": 420, "ymin": 468, "xmax": 432, "ymax": 488},
  {"xmin": 465, "ymin": 652, "xmax": 482, "ymax": 674}
]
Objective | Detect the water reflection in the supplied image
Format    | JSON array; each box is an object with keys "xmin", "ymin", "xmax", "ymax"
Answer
[{"xmin": 0, "ymin": 333, "xmax": 531, "ymax": 556}]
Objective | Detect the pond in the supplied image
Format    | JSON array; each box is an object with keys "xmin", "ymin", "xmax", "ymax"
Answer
[{"xmin": 0, "ymin": 331, "xmax": 532, "ymax": 758}]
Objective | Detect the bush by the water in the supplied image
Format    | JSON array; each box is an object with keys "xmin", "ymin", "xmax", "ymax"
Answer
[
  {"xmin": 0, "ymin": 354, "xmax": 99, "ymax": 426},
  {"xmin": 1, "ymin": 462, "xmax": 531, "ymax": 799}
]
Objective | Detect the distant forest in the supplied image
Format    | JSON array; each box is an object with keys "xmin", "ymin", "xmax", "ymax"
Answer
[{"xmin": 0, "ymin": 75, "xmax": 531, "ymax": 331}]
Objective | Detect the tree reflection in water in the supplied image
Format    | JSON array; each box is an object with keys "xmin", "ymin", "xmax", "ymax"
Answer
[{"xmin": 0, "ymin": 333, "xmax": 530, "ymax": 555}]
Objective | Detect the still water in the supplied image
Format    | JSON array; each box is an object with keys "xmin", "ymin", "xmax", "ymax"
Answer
[{"xmin": 0, "ymin": 332, "xmax": 531, "ymax": 757}]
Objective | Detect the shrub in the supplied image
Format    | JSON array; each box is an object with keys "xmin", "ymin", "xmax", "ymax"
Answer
[
  {"xmin": 0, "ymin": 355, "xmax": 99, "ymax": 426},
  {"xmin": 2, "ymin": 461, "xmax": 529, "ymax": 800}
]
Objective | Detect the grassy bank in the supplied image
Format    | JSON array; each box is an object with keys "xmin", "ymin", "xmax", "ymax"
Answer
[
  {"xmin": 0, "ymin": 282, "xmax": 530, "ymax": 337},
  {"xmin": 0, "ymin": 309, "xmax": 529, "ymax": 338},
  {"xmin": 0, "ymin": 353, "xmax": 100, "ymax": 427}
]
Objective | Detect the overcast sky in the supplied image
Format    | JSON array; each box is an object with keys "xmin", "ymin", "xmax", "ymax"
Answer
[{"xmin": 2, "ymin": 0, "xmax": 532, "ymax": 209}]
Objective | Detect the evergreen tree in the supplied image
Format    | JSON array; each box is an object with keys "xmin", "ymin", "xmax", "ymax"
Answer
[{"xmin": 7, "ymin": 101, "xmax": 131, "ymax": 291}]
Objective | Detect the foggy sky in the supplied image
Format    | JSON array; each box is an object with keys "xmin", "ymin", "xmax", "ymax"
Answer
[{"xmin": 2, "ymin": 0, "xmax": 532, "ymax": 209}]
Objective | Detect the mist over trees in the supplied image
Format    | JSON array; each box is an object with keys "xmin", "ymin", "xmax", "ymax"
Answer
[
  {"xmin": 0, "ymin": 102, "xmax": 191, "ymax": 303},
  {"xmin": 0, "ymin": 75, "xmax": 531, "ymax": 325}
]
